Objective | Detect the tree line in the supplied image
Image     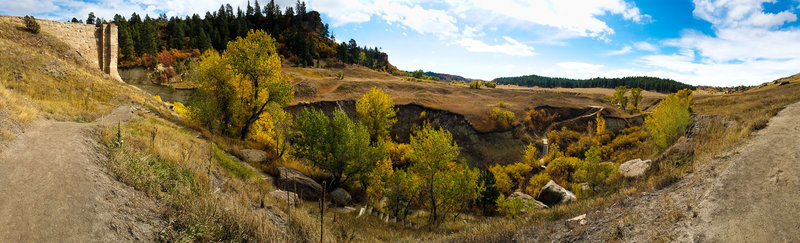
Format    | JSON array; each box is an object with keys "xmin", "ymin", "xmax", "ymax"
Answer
[
  {"xmin": 80, "ymin": 1, "xmax": 393, "ymax": 71},
  {"xmin": 493, "ymin": 74, "xmax": 694, "ymax": 93}
]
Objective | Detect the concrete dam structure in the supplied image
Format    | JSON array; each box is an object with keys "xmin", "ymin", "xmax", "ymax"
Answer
[{"xmin": 0, "ymin": 15, "xmax": 121, "ymax": 81}]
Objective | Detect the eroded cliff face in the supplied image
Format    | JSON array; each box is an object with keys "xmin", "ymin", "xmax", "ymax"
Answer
[
  {"xmin": 285, "ymin": 101, "xmax": 642, "ymax": 168},
  {"xmin": 0, "ymin": 15, "xmax": 120, "ymax": 81}
]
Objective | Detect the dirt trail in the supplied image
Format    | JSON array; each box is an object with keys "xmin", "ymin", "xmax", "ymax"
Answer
[
  {"xmin": 511, "ymin": 101, "xmax": 800, "ymax": 242},
  {"xmin": 683, "ymin": 101, "xmax": 800, "ymax": 241},
  {"xmin": 0, "ymin": 106, "xmax": 163, "ymax": 242}
]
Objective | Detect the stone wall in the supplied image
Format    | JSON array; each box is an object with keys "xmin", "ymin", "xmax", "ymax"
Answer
[{"xmin": 0, "ymin": 15, "xmax": 121, "ymax": 81}]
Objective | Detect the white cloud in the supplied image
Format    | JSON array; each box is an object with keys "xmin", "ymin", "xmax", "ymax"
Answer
[
  {"xmin": 607, "ymin": 46, "xmax": 632, "ymax": 55},
  {"xmin": 447, "ymin": 0, "xmax": 649, "ymax": 39},
  {"xmin": 555, "ymin": 62, "xmax": 605, "ymax": 76},
  {"xmin": 310, "ymin": 0, "xmax": 458, "ymax": 37},
  {"xmin": 633, "ymin": 41, "xmax": 658, "ymax": 51},
  {"xmin": 692, "ymin": 0, "xmax": 797, "ymax": 28},
  {"xmin": 638, "ymin": 0, "xmax": 800, "ymax": 85},
  {"xmin": 457, "ymin": 36, "xmax": 535, "ymax": 56}
]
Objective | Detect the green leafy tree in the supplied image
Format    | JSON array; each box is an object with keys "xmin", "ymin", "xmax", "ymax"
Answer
[
  {"xmin": 477, "ymin": 170, "xmax": 500, "ymax": 215},
  {"xmin": 356, "ymin": 87, "xmax": 397, "ymax": 143},
  {"xmin": 629, "ymin": 87, "xmax": 643, "ymax": 110},
  {"xmin": 294, "ymin": 108, "xmax": 384, "ymax": 188},
  {"xmin": 412, "ymin": 69, "xmax": 424, "ymax": 79},
  {"xmin": 612, "ymin": 86, "xmax": 629, "ymax": 110},
  {"xmin": 410, "ymin": 125, "xmax": 457, "ymax": 223}
]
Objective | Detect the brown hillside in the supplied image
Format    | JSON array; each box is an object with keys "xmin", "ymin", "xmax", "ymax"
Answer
[{"xmin": 286, "ymin": 65, "xmax": 666, "ymax": 132}]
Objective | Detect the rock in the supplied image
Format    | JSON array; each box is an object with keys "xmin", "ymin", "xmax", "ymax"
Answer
[
  {"xmin": 276, "ymin": 167, "xmax": 322, "ymax": 200},
  {"xmin": 566, "ymin": 214, "xmax": 587, "ymax": 225},
  {"xmin": 509, "ymin": 191, "xmax": 549, "ymax": 210},
  {"xmin": 619, "ymin": 159, "xmax": 652, "ymax": 178},
  {"xmin": 269, "ymin": 190, "xmax": 299, "ymax": 206},
  {"xmin": 535, "ymin": 180, "xmax": 577, "ymax": 207},
  {"xmin": 239, "ymin": 149, "xmax": 268, "ymax": 163},
  {"xmin": 328, "ymin": 188, "xmax": 352, "ymax": 205}
]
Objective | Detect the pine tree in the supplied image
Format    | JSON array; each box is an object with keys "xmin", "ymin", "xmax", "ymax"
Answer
[{"xmin": 86, "ymin": 12, "xmax": 96, "ymax": 24}]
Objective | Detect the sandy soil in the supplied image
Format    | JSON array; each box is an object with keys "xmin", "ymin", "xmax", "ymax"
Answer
[
  {"xmin": 510, "ymin": 101, "xmax": 800, "ymax": 242},
  {"xmin": 0, "ymin": 106, "xmax": 164, "ymax": 242}
]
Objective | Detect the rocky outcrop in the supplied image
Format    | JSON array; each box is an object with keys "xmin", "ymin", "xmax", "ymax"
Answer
[
  {"xmin": 269, "ymin": 190, "xmax": 299, "ymax": 206},
  {"xmin": 328, "ymin": 188, "xmax": 352, "ymax": 205},
  {"xmin": 276, "ymin": 167, "xmax": 322, "ymax": 200},
  {"xmin": 535, "ymin": 180, "xmax": 576, "ymax": 207},
  {"xmin": 239, "ymin": 149, "xmax": 268, "ymax": 164},
  {"xmin": 619, "ymin": 159, "xmax": 652, "ymax": 178},
  {"xmin": 510, "ymin": 191, "xmax": 548, "ymax": 210}
]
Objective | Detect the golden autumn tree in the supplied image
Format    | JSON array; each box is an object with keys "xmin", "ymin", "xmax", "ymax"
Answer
[
  {"xmin": 194, "ymin": 29, "xmax": 293, "ymax": 139},
  {"xmin": 646, "ymin": 89, "xmax": 694, "ymax": 152},
  {"xmin": 356, "ymin": 87, "xmax": 397, "ymax": 143}
]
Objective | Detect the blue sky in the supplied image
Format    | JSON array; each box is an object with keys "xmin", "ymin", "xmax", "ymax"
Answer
[{"xmin": 3, "ymin": 0, "xmax": 800, "ymax": 86}]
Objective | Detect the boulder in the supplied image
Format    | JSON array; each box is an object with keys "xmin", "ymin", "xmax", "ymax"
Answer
[
  {"xmin": 328, "ymin": 188, "xmax": 352, "ymax": 205},
  {"xmin": 269, "ymin": 190, "xmax": 299, "ymax": 206},
  {"xmin": 276, "ymin": 167, "xmax": 322, "ymax": 200},
  {"xmin": 239, "ymin": 149, "xmax": 268, "ymax": 163},
  {"xmin": 509, "ymin": 191, "xmax": 548, "ymax": 210},
  {"xmin": 619, "ymin": 159, "xmax": 652, "ymax": 178},
  {"xmin": 535, "ymin": 180, "xmax": 576, "ymax": 207}
]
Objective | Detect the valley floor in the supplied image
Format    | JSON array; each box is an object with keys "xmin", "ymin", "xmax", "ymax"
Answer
[
  {"xmin": 0, "ymin": 106, "xmax": 164, "ymax": 242},
  {"xmin": 510, "ymin": 101, "xmax": 800, "ymax": 242}
]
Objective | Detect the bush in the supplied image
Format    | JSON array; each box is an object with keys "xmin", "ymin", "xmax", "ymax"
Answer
[
  {"xmin": 336, "ymin": 71, "xmax": 344, "ymax": 80},
  {"xmin": 24, "ymin": 15, "xmax": 40, "ymax": 34},
  {"xmin": 489, "ymin": 107, "xmax": 515, "ymax": 130},
  {"xmin": 484, "ymin": 81, "xmax": 497, "ymax": 88},
  {"xmin": 469, "ymin": 80, "xmax": 483, "ymax": 89},
  {"xmin": 523, "ymin": 108, "xmax": 559, "ymax": 135}
]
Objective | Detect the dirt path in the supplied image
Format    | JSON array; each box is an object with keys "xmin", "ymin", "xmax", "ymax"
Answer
[
  {"xmin": 0, "ymin": 106, "xmax": 164, "ymax": 242},
  {"xmin": 683, "ymin": 101, "xmax": 800, "ymax": 241},
  {"xmin": 510, "ymin": 101, "xmax": 800, "ymax": 242}
]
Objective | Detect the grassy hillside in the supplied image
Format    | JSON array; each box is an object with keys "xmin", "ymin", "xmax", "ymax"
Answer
[
  {"xmin": 0, "ymin": 18, "xmax": 330, "ymax": 242},
  {"xmin": 286, "ymin": 65, "xmax": 668, "ymax": 132}
]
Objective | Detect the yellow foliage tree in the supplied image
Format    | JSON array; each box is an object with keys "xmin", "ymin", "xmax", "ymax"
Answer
[
  {"xmin": 194, "ymin": 30, "xmax": 293, "ymax": 139},
  {"xmin": 645, "ymin": 89, "xmax": 693, "ymax": 152},
  {"xmin": 521, "ymin": 143, "xmax": 540, "ymax": 167},
  {"xmin": 356, "ymin": 87, "xmax": 397, "ymax": 142}
]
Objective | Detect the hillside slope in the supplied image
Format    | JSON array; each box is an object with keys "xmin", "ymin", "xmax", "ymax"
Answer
[{"xmin": 0, "ymin": 18, "xmax": 320, "ymax": 242}]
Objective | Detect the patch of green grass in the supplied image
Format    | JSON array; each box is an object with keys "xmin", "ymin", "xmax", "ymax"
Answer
[{"xmin": 212, "ymin": 144, "xmax": 256, "ymax": 180}]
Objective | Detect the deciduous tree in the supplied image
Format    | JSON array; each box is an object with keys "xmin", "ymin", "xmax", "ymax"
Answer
[{"xmin": 356, "ymin": 87, "xmax": 396, "ymax": 143}]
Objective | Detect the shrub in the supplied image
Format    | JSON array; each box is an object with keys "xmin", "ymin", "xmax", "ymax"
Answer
[
  {"xmin": 495, "ymin": 194, "xmax": 526, "ymax": 218},
  {"xmin": 523, "ymin": 108, "xmax": 559, "ymax": 135},
  {"xmin": 23, "ymin": 15, "xmax": 40, "ymax": 34},
  {"xmin": 157, "ymin": 50, "xmax": 174, "ymax": 67},
  {"xmin": 484, "ymin": 81, "xmax": 497, "ymax": 88},
  {"xmin": 469, "ymin": 80, "xmax": 483, "ymax": 89},
  {"xmin": 526, "ymin": 172, "xmax": 550, "ymax": 196},
  {"xmin": 489, "ymin": 107, "xmax": 515, "ymax": 130},
  {"xmin": 336, "ymin": 71, "xmax": 344, "ymax": 80}
]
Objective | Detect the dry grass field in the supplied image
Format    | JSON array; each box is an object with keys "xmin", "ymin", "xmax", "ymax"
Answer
[{"xmin": 287, "ymin": 65, "xmax": 661, "ymax": 131}]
